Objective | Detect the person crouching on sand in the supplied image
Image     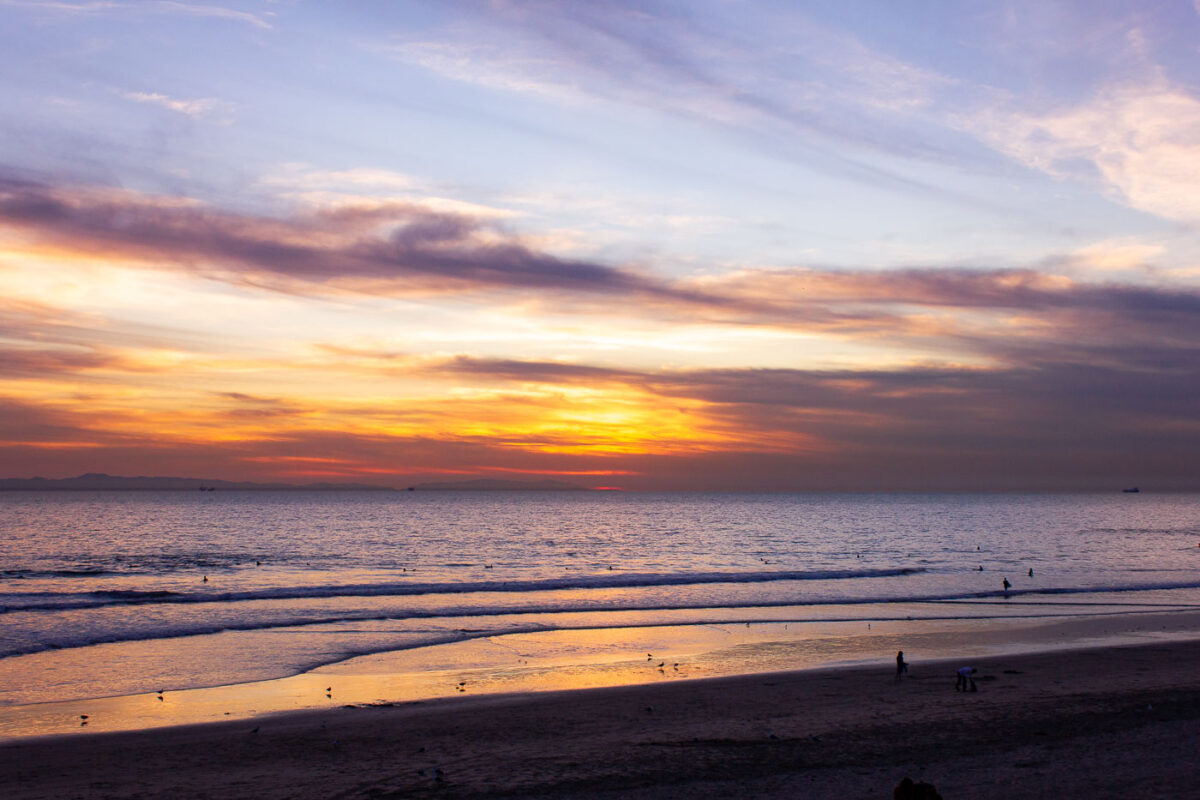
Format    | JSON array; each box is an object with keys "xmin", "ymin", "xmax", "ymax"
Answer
[
  {"xmin": 896, "ymin": 650, "xmax": 908, "ymax": 680},
  {"xmin": 955, "ymin": 666, "xmax": 977, "ymax": 692}
]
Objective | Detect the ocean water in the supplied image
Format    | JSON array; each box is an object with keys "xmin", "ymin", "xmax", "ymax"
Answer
[{"xmin": 2, "ymin": 491, "xmax": 1199, "ymax": 718}]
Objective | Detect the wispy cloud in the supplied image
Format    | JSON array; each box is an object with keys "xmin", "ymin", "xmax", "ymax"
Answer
[
  {"xmin": 1, "ymin": 0, "xmax": 273, "ymax": 29},
  {"xmin": 259, "ymin": 165, "xmax": 510, "ymax": 218},
  {"xmin": 382, "ymin": 1, "xmax": 974, "ymax": 189},
  {"xmin": 968, "ymin": 77, "xmax": 1200, "ymax": 224},
  {"xmin": 4, "ymin": 175, "xmax": 1200, "ymax": 363},
  {"xmin": 0, "ymin": 177, "xmax": 728, "ymax": 306},
  {"xmin": 147, "ymin": 1, "xmax": 272, "ymax": 30},
  {"xmin": 114, "ymin": 89, "xmax": 233, "ymax": 120}
]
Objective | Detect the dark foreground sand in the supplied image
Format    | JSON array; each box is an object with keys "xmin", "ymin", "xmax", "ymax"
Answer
[{"xmin": 4, "ymin": 638, "xmax": 1200, "ymax": 799}]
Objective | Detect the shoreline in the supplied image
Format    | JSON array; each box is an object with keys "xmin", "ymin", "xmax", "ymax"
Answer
[
  {"xmin": 5, "ymin": 635, "xmax": 1200, "ymax": 798},
  {"xmin": 4, "ymin": 603, "xmax": 1200, "ymax": 742}
]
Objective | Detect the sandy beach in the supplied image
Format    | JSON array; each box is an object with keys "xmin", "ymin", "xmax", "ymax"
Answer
[{"xmin": 5, "ymin": 634, "xmax": 1200, "ymax": 799}]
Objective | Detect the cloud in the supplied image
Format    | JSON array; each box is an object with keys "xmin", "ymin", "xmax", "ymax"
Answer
[
  {"xmin": 381, "ymin": 1, "xmax": 980, "ymax": 196},
  {"xmin": 410, "ymin": 354, "xmax": 1200, "ymax": 489},
  {"xmin": 10, "ymin": 348, "xmax": 1193, "ymax": 489},
  {"xmin": 0, "ymin": 345, "xmax": 119, "ymax": 378},
  {"xmin": 969, "ymin": 78, "xmax": 1200, "ymax": 224},
  {"xmin": 429, "ymin": 355, "xmax": 640, "ymax": 385},
  {"xmin": 115, "ymin": 90, "xmax": 233, "ymax": 120},
  {"xmin": 209, "ymin": 391, "xmax": 304, "ymax": 421},
  {"xmin": 0, "ymin": 0, "xmax": 273, "ymax": 29},
  {"xmin": 0, "ymin": 293, "xmax": 223, "ymax": 359},
  {"xmin": 5, "ymin": 174, "xmax": 1200, "ymax": 365},
  {"xmin": 0, "ymin": 177, "xmax": 713, "ymax": 303},
  {"xmin": 1057, "ymin": 238, "xmax": 1167, "ymax": 273},
  {"xmin": 147, "ymin": 1, "xmax": 272, "ymax": 30}
]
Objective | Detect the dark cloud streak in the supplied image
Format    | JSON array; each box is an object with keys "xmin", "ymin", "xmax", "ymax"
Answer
[{"xmin": 0, "ymin": 177, "xmax": 720, "ymax": 304}]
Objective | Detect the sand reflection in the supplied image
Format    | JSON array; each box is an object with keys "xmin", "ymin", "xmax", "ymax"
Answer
[{"xmin": 4, "ymin": 600, "xmax": 1200, "ymax": 740}]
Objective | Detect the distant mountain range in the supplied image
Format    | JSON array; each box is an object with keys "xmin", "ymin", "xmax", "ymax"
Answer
[
  {"xmin": 409, "ymin": 478, "xmax": 588, "ymax": 491},
  {"xmin": 0, "ymin": 473, "xmax": 395, "ymax": 491}
]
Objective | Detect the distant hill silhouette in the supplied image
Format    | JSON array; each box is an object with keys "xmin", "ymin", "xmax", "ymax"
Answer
[
  {"xmin": 0, "ymin": 473, "xmax": 395, "ymax": 491},
  {"xmin": 410, "ymin": 478, "xmax": 588, "ymax": 491}
]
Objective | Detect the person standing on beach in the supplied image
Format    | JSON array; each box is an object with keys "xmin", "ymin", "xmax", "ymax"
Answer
[
  {"xmin": 1002, "ymin": 577, "xmax": 1011, "ymax": 593},
  {"xmin": 896, "ymin": 650, "xmax": 908, "ymax": 680},
  {"xmin": 955, "ymin": 666, "xmax": 977, "ymax": 692}
]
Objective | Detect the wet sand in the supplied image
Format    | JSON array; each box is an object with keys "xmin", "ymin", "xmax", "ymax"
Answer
[{"xmin": 5, "ymin": 636, "xmax": 1200, "ymax": 799}]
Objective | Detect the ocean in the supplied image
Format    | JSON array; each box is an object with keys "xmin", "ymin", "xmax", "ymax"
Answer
[{"xmin": 2, "ymin": 490, "xmax": 1199, "ymax": 735}]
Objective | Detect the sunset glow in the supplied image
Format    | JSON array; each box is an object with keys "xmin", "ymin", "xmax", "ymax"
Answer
[{"xmin": 1, "ymin": 1, "xmax": 1198, "ymax": 489}]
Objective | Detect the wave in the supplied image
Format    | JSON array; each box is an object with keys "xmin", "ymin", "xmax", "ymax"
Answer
[
  {"xmin": 0, "ymin": 594, "xmax": 1058, "ymax": 661},
  {"xmin": 1, "ymin": 568, "xmax": 112, "ymax": 578},
  {"xmin": 3, "ymin": 559, "xmax": 265, "ymax": 578},
  {"xmin": 4, "ymin": 577, "xmax": 1200, "ymax": 662},
  {"xmin": 0, "ymin": 567, "xmax": 923, "ymax": 613}
]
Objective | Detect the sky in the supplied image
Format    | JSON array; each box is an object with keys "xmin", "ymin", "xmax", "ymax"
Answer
[{"xmin": 1, "ymin": 0, "xmax": 1198, "ymax": 491}]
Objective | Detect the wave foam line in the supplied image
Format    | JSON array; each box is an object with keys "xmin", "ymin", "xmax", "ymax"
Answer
[
  {"xmin": 5, "ymin": 579, "xmax": 1200, "ymax": 661},
  {"xmin": 1, "ymin": 567, "xmax": 923, "ymax": 613}
]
